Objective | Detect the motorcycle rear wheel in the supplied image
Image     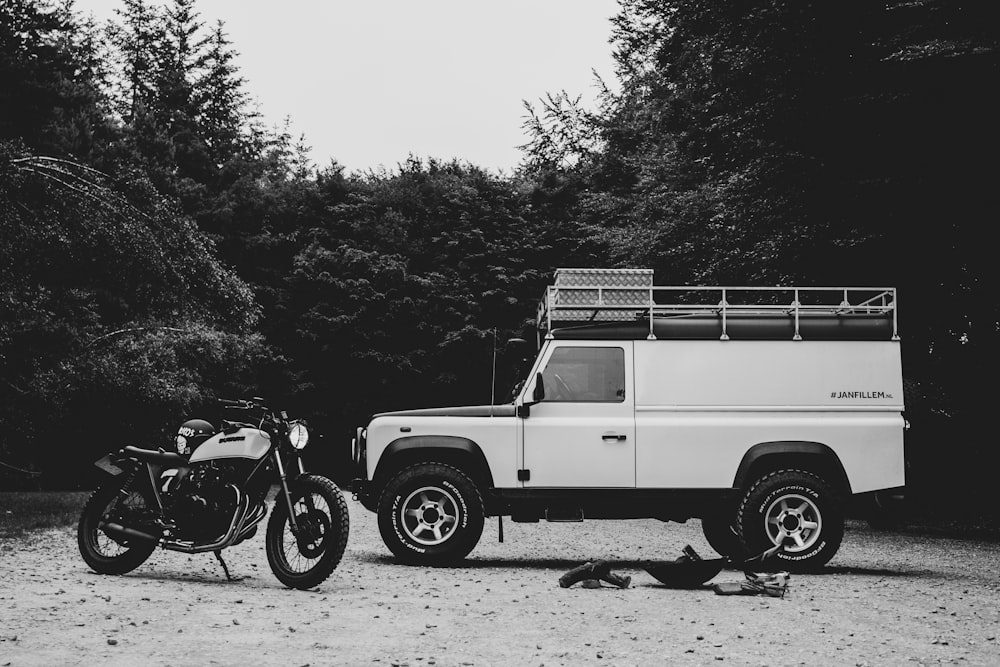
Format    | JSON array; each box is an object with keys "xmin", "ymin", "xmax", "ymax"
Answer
[
  {"xmin": 265, "ymin": 474, "xmax": 349, "ymax": 589},
  {"xmin": 77, "ymin": 477, "xmax": 157, "ymax": 575}
]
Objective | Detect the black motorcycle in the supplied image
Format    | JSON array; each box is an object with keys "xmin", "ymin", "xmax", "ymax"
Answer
[{"xmin": 77, "ymin": 398, "xmax": 349, "ymax": 589}]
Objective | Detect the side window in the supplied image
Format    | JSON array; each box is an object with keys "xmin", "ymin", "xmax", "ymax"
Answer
[{"xmin": 540, "ymin": 347, "xmax": 625, "ymax": 403}]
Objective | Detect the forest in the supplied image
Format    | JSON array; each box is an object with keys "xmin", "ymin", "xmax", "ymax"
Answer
[{"xmin": 1, "ymin": 0, "xmax": 997, "ymax": 526}]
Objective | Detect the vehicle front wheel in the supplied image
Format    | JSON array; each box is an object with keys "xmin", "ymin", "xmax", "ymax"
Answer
[
  {"xmin": 701, "ymin": 507, "xmax": 748, "ymax": 561},
  {"xmin": 265, "ymin": 474, "xmax": 349, "ymax": 589},
  {"xmin": 377, "ymin": 463, "xmax": 484, "ymax": 566},
  {"xmin": 736, "ymin": 469, "xmax": 844, "ymax": 572}
]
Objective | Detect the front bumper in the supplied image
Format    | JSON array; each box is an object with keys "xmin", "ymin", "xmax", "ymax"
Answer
[
  {"xmin": 350, "ymin": 477, "xmax": 369, "ymax": 498},
  {"xmin": 349, "ymin": 478, "xmax": 377, "ymax": 511}
]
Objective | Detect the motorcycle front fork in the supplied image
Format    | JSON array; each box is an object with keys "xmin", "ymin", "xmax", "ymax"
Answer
[{"xmin": 273, "ymin": 450, "xmax": 307, "ymax": 535}]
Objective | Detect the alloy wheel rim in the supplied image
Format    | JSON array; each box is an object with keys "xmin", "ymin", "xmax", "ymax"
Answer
[
  {"xmin": 764, "ymin": 493, "xmax": 822, "ymax": 552},
  {"xmin": 401, "ymin": 485, "xmax": 459, "ymax": 546}
]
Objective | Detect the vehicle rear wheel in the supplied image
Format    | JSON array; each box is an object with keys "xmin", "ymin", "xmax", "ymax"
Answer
[
  {"xmin": 377, "ymin": 463, "xmax": 484, "ymax": 565},
  {"xmin": 736, "ymin": 469, "xmax": 844, "ymax": 572},
  {"xmin": 77, "ymin": 476, "xmax": 157, "ymax": 575}
]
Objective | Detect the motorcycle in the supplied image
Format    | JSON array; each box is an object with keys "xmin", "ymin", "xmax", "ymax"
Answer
[{"xmin": 77, "ymin": 398, "xmax": 349, "ymax": 589}]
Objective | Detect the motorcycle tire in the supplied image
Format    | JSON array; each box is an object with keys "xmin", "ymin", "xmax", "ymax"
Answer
[
  {"xmin": 77, "ymin": 477, "xmax": 157, "ymax": 575},
  {"xmin": 265, "ymin": 474, "xmax": 349, "ymax": 590}
]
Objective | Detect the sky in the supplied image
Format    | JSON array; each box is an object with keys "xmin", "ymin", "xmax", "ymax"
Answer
[{"xmin": 73, "ymin": 0, "xmax": 621, "ymax": 174}]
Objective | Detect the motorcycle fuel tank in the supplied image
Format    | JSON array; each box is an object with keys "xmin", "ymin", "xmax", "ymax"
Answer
[{"xmin": 189, "ymin": 427, "xmax": 270, "ymax": 463}]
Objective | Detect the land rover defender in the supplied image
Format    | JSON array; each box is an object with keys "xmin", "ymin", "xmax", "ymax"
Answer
[{"xmin": 350, "ymin": 268, "xmax": 907, "ymax": 570}]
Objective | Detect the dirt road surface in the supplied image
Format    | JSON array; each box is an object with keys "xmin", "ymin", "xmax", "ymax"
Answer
[{"xmin": 1, "ymin": 498, "xmax": 998, "ymax": 666}]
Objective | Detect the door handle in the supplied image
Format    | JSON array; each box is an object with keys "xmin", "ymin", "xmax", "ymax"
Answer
[{"xmin": 602, "ymin": 433, "xmax": 627, "ymax": 442}]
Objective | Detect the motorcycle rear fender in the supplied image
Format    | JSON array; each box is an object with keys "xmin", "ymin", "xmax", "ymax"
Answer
[
  {"xmin": 94, "ymin": 454, "xmax": 169, "ymax": 514},
  {"xmin": 93, "ymin": 454, "xmax": 125, "ymax": 476}
]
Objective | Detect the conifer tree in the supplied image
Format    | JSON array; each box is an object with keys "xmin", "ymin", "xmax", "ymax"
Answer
[
  {"xmin": 197, "ymin": 19, "xmax": 256, "ymax": 166},
  {"xmin": 0, "ymin": 0, "xmax": 108, "ymax": 157}
]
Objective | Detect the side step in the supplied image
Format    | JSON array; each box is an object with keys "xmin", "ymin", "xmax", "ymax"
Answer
[{"xmin": 545, "ymin": 508, "xmax": 584, "ymax": 523}]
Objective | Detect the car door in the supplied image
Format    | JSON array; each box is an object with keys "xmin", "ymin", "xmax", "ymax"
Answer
[{"xmin": 521, "ymin": 341, "xmax": 635, "ymax": 487}]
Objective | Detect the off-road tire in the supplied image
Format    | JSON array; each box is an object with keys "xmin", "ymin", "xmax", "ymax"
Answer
[
  {"xmin": 77, "ymin": 478, "xmax": 157, "ymax": 575},
  {"xmin": 701, "ymin": 507, "xmax": 748, "ymax": 561},
  {"xmin": 737, "ymin": 469, "xmax": 844, "ymax": 572},
  {"xmin": 377, "ymin": 463, "xmax": 484, "ymax": 566},
  {"xmin": 265, "ymin": 474, "xmax": 350, "ymax": 589}
]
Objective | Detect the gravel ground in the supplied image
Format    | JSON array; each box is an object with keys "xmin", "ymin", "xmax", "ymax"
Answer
[{"xmin": 1, "ymin": 497, "xmax": 998, "ymax": 666}]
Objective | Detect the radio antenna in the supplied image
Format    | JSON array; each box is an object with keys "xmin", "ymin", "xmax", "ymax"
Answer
[{"xmin": 490, "ymin": 328, "xmax": 497, "ymax": 415}]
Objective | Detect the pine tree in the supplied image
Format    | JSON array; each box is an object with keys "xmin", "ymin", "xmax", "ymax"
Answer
[
  {"xmin": 106, "ymin": 0, "xmax": 162, "ymax": 124},
  {"xmin": 197, "ymin": 19, "xmax": 256, "ymax": 167},
  {"xmin": 0, "ymin": 0, "xmax": 108, "ymax": 157}
]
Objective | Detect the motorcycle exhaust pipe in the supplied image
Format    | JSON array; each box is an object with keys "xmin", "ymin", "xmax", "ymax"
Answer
[
  {"xmin": 100, "ymin": 521, "xmax": 161, "ymax": 543},
  {"xmin": 235, "ymin": 503, "xmax": 267, "ymax": 540},
  {"xmin": 161, "ymin": 488, "xmax": 250, "ymax": 554}
]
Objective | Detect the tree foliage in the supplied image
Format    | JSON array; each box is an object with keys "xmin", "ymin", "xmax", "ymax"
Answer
[
  {"xmin": 0, "ymin": 144, "xmax": 263, "ymax": 483},
  {"xmin": 520, "ymin": 0, "xmax": 1000, "ymax": 511},
  {"xmin": 1, "ymin": 0, "xmax": 996, "ymax": 515}
]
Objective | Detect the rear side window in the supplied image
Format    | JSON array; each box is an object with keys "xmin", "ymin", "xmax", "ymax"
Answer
[{"xmin": 541, "ymin": 347, "xmax": 625, "ymax": 402}]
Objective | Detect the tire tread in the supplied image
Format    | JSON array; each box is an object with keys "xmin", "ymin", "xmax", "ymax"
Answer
[
  {"xmin": 736, "ymin": 468, "xmax": 844, "ymax": 572},
  {"xmin": 265, "ymin": 474, "xmax": 349, "ymax": 589},
  {"xmin": 377, "ymin": 462, "xmax": 484, "ymax": 565},
  {"xmin": 77, "ymin": 480, "xmax": 157, "ymax": 575}
]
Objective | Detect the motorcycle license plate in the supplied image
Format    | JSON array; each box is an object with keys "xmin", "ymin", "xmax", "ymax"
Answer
[{"xmin": 94, "ymin": 455, "xmax": 124, "ymax": 476}]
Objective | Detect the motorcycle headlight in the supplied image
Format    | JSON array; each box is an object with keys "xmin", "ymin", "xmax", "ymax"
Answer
[
  {"xmin": 288, "ymin": 422, "xmax": 309, "ymax": 450},
  {"xmin": 175, "ymin": 435, "xmax": 189, "ymax": 455}
]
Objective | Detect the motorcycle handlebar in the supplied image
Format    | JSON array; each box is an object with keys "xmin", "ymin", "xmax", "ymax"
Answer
[
  {"xmin": 218, "ymin": 397, "xmax": 280, "ymax": 418},
  {"xmin": 219, "ymin": 398, "xmax": 266, "ymax": 411}
]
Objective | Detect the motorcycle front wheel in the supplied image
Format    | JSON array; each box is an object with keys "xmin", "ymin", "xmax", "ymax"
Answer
[
  {"xmin": 265, "ymin": 473, "xmax": 349, "ymax": 589},
  {"xmin": 77, "ymin": 476, "xmax": 157, "ymax": 575}
]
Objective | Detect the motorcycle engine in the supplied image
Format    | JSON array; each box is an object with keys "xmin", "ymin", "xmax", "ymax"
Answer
[{"xmin": 163, "ymin": 462, "xmax": 239, "ymax": 541}]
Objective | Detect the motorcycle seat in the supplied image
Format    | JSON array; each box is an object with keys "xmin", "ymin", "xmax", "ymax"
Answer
[{"xmin": 120, "ymin": 445, "xmax": 187, "ymax": 467}]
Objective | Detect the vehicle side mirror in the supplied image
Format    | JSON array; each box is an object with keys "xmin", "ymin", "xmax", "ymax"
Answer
[
  {"xmin": 532, "ymin": 372, "xmax": 545, "ymax": 402},
  {"xmin": 517, "ymin": 373, "xmax": 546, "ymax": 418}
]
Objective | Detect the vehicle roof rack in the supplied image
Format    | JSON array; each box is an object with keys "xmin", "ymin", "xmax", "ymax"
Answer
[{"xmin": 536, "ymin": 268, "xmax": 898, "ymax": 342}]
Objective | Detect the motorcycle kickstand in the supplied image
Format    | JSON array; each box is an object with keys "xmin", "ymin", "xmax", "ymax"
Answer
[{"xmin": 213, "ymin": 550, "xmax": 246, "ymax": 583}]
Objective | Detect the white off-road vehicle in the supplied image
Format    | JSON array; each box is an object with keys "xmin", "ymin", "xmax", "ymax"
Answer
[{"xmin": 351, "ymin": 269, "xmax": 907, "ymax": 570}]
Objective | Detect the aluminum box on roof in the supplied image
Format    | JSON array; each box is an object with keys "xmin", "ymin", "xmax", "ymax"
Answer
[{"xmin": 543, "ymin": 268, "xmax": 653, "ymax": 323}]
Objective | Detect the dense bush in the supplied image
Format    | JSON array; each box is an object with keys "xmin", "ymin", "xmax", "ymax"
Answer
[{"xmin": 1, "ymin": 1, "xmax": 995, "ymax": 525}]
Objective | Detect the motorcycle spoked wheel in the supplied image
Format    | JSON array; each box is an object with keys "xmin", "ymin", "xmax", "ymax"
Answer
[
  {"xmin": 265, "ymin": 474, "xmax": 349, "ymax": 590},
  {"xmin": 77, "ymin": 476, "xmax": 158, "ymax": 575}
]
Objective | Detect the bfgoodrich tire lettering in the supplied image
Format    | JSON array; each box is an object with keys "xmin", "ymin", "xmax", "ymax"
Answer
[
  {"xmin": 377, "ymin": 463, "xmax": 484, "ymax": 565},
  {"xmin": 736, "ymin": 469, "xmax": 844, "ymax": 571}
]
